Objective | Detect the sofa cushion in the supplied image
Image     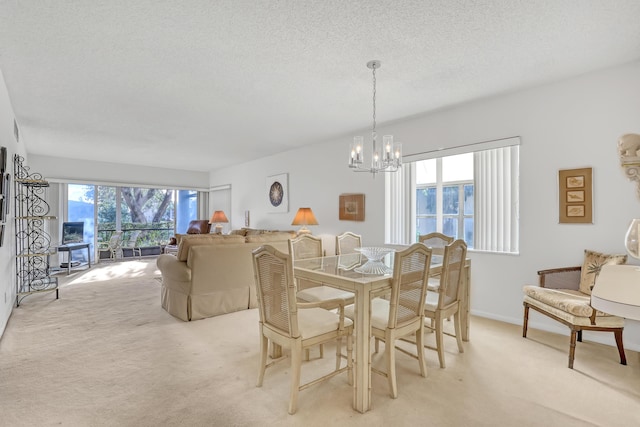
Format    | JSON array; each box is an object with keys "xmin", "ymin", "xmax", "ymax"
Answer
[
  {"xmin": 245, "ymin": 232, "xmax": 294, "ymax": 243},
  {"xmin": 177, "ymin": 234, "xmax": 245, "ymax": 261},
  {"xmin": 579, "ymin": 249, "xmax": 627, "ymax": 295}
]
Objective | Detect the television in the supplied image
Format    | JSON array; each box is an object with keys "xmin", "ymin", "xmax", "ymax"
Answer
[{"xmin": 62, "ymin": 222, "xmax": 84, "ymax": 244}]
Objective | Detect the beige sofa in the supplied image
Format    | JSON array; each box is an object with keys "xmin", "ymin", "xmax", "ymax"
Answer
[{"xmin": 157, "ymin": 232, "xmax": 293, "ymax": 321}]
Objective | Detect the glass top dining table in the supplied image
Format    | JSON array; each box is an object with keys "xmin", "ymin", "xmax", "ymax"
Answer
[{"xmin": 293, "ymin": 250, "xmax": 471, "ymax": 413}]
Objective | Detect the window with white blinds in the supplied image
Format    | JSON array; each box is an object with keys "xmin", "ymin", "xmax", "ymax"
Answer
[{"xmin": 386, "ymin": 137, "xmax": 520, "ymax": 254}]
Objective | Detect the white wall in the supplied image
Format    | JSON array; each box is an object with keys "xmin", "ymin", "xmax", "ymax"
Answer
[
  {"xmin": 210, "ymin": 60, "xmax": 640, "ymax": 350},
  {"xmin": 0, "ymin": 69, "xmax": 28, "ymax": 337}
]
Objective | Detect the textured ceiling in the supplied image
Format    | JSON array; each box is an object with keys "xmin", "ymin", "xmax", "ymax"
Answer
[{"xmin": 1, "ymin": 1, "xmax": 639, "ymax": 172}]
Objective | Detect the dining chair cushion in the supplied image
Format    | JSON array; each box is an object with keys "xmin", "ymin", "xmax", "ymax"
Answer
[
  {"xmin": 578, "ymin": 249, "xmax": 627, "ymax": 295},
  {"xmin": 427, "ymin": 277, "xmax": 441, "ymax": 291},
  {"xmin": 297, "ymin": 286, "xmax": 355, "ymax": 304},
  {"xmin": 424, "ymin": 290, "xmax": 439, "ymax": 309},
  {"xmin": 297, "ymin": 307, "xmax": 353, "ymax": 339},
  {"xmin": 344, "ymin": 298, "xmax": 394, "ymax": 330}
]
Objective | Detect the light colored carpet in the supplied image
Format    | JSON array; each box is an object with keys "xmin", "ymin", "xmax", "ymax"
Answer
[{"xmin": 1, "ymin": 259, "xmax": 640, "ymax": 426}]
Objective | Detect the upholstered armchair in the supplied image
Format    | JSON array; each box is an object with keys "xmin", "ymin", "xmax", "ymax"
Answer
[
  {"xmin": 166, "ymin": 220, "xmax": 211, "ymax": 249},
  {"xmin": 522, "ymin": 249, "xmax": 628, "ymax": 368}
]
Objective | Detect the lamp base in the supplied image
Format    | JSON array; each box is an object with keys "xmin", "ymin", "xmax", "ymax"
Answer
[
  {"xmin": 214, "ymin": 224, "xmax": 223, "ymax": 234},
  {"xmin": 297, "ymin": 227, "xmax": 312, "ymax": 235}
]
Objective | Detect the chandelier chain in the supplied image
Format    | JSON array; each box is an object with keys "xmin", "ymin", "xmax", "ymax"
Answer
[{"xmin": 372, "ymin": 64, "xmax": 376, "ymax": 136}]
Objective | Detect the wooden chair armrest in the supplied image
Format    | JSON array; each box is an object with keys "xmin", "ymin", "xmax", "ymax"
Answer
[{"xmin": 537, "ymin": 266, "xmax": 582, "ymax": 289}]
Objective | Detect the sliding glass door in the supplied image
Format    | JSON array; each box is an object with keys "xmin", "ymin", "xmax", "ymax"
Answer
[{"xmin": 67, "ymin": 184, "xmax": 199, "ymax": 259}]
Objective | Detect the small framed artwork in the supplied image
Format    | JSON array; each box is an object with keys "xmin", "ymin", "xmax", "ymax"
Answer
[
  {"xmin": 266, "ymin": 173, "xmax": 289, "ymax": 213},
  {"xmin": 559, "ymin": 167, "xmax": 593, "ymax": 224},
  {"xmin": 339, "ymin": 193, "xmax": 365, "ymax": 221},
  {"xmin": 4, "ymin": 173, "xmax": 10, "ymax": 216},
  {"xmin": 0, "ymin": 146, "xmax": 6, "ymax": 175}
]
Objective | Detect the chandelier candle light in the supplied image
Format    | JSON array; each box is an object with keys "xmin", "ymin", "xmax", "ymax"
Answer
[{"xmin": 349, "ymin": 60, "xmax": 402, "ymax": 176}]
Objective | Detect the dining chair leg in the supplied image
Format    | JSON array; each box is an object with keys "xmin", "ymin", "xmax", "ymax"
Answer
[
  {"xmin": 453, "ymin": 310, "xmax": 464, "ymax": 353},
  {"xmin": 335, "ymin": 336, "xmax": 343, "ymax": 370},
  {"xmin": 289, "ymin": 342, "xmax": 302, "ymax": 415},
  {"xmin": 257, "ymin": 332, "xmax": 268, "ymax": 387},
  {"xmin": 436, "ymin": 315, "xmax": 446, "ymax": 368},
  {"xmin": 386, "ymin": 332, "xmax": 398, "ymax": 399},
  {"xmin": 416, "ymin": 327, "xmax": 427, "ymax": 377},
  {"xmin": 375, "ymin": 337, "xmax": 380, "ymax": 353}
]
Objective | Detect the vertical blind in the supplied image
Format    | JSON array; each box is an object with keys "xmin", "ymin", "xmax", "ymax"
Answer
[{"xmin": 386, "ymin": 137, "xmax": 520, "ymax": 253}]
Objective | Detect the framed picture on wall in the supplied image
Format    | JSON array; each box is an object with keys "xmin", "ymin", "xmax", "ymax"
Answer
[
  {"xmin": 559, "ymin": 167, "xmax": 593, "ymax": 224},
  {"xmin": 0, "ymin": 146, "xmax": 6, "ymax": 175},
  {"xmin": 339, "ymin": 193, "xmax": 365, "ymax": 221},
  {"xmin": 4, "ymin": 173, "xmax": 9, "ymax": 216},
  {"xmin": 266, "ymin": 173, "xmax": 289, "ymax": 213}
]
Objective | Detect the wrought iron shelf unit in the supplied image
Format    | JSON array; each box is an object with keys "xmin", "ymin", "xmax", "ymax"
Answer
[{"xmin": 13, "ymin": 154, "xmax": 58, "ymax": 306}]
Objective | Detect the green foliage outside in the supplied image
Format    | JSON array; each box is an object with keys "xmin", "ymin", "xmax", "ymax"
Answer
[{"xmin": 92, "ymin": 186, "xmax": 175, "ymax": 247}]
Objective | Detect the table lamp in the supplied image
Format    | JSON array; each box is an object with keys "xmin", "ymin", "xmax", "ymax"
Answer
[
  {"xmin": 209, "ymin": 210, "xmax": 229, "ymax": 234},
  {"xmin": 291, "ymin": 207, "xmax": 318, "ymax": 235}
]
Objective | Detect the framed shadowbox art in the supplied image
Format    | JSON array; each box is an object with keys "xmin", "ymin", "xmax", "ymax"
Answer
[
  {"xmin": 559, "ymin": 167, "xmax": 593, "ymax": 224},
  {"xmin": 339, "ymin": 193, "xmax": 365, "ymax": 221}
]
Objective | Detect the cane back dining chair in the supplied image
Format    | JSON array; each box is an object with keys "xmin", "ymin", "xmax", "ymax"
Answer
[
  {"xmin": 335, "ymin": 231, "xmax": 362, "ymax": 255},
  {"xmin": 423, "ymin": 239, "xmax": 468, "ymax": 368},
  {"xmin": 289, "ymin": 234, "xmax": 355, "ymax": 359},
  {"xmin": 419, "ymin": 232, "xmax": 454, "ymax": 289},
  {"xmin": 252, "ymin": 245, "xmax": 353, "ymax": 415},
  {"xmin": 289, "ymin": 235, "xmax": 355, "ymax": 307},
  {"xmin": 345, "ymin": 243, "xmax": 433, "ymax": 399}
]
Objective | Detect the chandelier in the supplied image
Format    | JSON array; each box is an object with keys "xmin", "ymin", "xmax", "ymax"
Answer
[{"xmin": 349, "ymin": 60, "xmax": 402, "ymax": 175}]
